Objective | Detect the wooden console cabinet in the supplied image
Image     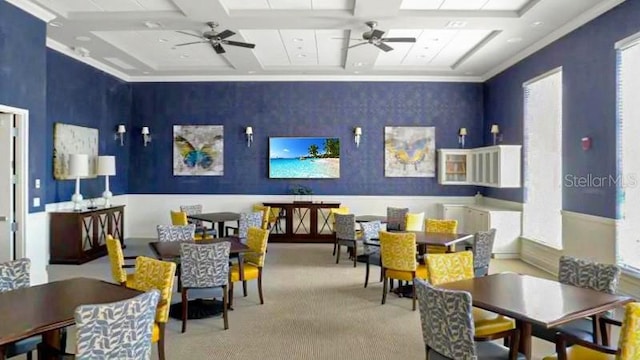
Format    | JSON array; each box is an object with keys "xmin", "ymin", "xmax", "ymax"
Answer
[
  {"xmin": 49, "ymin": 205, "xmax": 125, "ymax": 264},
  {"xmin": 262, "ymin": 202, "xmax": 340, "ymax": 243}
]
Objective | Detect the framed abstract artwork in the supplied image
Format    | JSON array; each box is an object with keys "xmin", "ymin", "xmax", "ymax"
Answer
[
  {"xmin": 173, "ymin": 125, "xmax": 224, "ymax": 176},
  {"xmin": 52, "ymin": 123, "xmax": 99, "ymax": 180},
  {"xmin": 384, "ymin": 126, "xmax": 436, "ymax": 177}
]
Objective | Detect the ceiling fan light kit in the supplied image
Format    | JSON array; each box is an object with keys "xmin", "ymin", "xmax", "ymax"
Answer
[
  {"xmin": 174, "ymin": 21, "xmax": 256, "ymax": 55},
  {"xmin": 348, "ymin": 21, "xmax": 416, "ymax": 52}
]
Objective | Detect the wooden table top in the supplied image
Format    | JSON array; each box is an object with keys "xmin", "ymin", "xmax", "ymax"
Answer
[
  {"xmin": 0, "ymin": 278, "xmax": 142, "ymax": 346},
  {"xmin": 187, "ymin": 212, "xmax": 240, "ymax": 223},
  {"xmin": 355, "ymin": 215, "xmax": 387, "ymax": 223},
  {"xmin": 438, "ymin": 273, "xmax": 634, "ymax": 328},
  {"xmin": 149, "ymin": 237, "xmax": 250, "ymax": 260}
]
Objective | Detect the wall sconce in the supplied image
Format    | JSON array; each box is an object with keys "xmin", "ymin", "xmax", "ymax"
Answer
[
  {"xmin": 141, "ymin": 126, "xmax": 151, "ymax": 147},
  {"xmin": 490, "ymin": 124, "xmax": 500, "ymax": 145},
  {"xmin": 115, "ymin": 124, "xmax": 126, "ymax": 146},
  {"xmin": 458, "ymin": 127, "xmax": 467, "ymax": 148},
  {"xmin": 581, "ymin": 136, "xmax": 592, "ymax": 151},
  {"xmin": 245, "ymin": 126, "xmax": 253, "ymax": 147},
  {"xmin": 354, "ymin": 127, "xmax": 362, "ymax": 148}
]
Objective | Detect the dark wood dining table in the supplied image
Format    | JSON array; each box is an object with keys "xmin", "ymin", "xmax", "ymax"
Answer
[
  {"xmin": 355, "ymin": 215, "xmax": 387, "ymax": 223},
  {"xmin": 438, "ymin": 272, "xmax": 634, "ymax": 360},
  {"xmin": 0, "ymin": 277, "xmax": 143, "ymax": 360},
  {"xmin": 187, "ymin": 212, "xmax": 240, "ymax": 238}
]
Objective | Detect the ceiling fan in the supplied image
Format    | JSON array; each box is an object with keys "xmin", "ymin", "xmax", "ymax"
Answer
[
  {"xmin": 174, "ymin": 22, "xmax": 255, "ymax": 54},
  {"xmin": 347, "ymin": 21, "xmax": 416, "ymax": 52}
]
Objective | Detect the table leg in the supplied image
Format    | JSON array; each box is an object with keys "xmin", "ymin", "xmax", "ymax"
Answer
[
  {"xmin": 0, "ymin": 346, "xmax": 5, "ymax": 360},
  {"xmin": 41, "ymin": 329, "xmax": 63, "ymax": 360},
  {"xmin": 516, "ymin": 319, "xmax": 532, "ymax": 360},
  {"xmin": 218, "ymin": 221, "xmax": 224, "ymax": 238}
]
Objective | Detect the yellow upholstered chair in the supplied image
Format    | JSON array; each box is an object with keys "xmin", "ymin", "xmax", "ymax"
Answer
[
  {"xmin": 427, "ymin": 251, "xmax": 515, "ymax": 339},
  {"xmin": 330, "ymin": 206, "xmax": 350, "ymax": 256},
  {"xmin": 106, "ymin": 235, "xmax": 136, "ymax": 286},
  {"xmin": 425, "ymin": 218, "xmax": 458, "ymax": 254},
  {"xmin": 127, "ymin": 256, "xmax": 176, "ymax": 360},
  {"xmin": 379, "ymin": 231, "xmax": 428, "ymax": 311},
  {"xmin": 229, "ymin": 227, "xmax": 269, "ymax": 306},
  {"xmin": 543, "ymin": 302, "xmax": 640, "ymax": 360},
  {"xmin": 170, "ymin": 210, "xmax": 212, "ymax": 240},
  {"xmin": 405, "ymin": 212, "xmax": 425, "ymax": 231},
  {"xmin": 252, "ymin": 204, "xmax": 271, "ymax": 230}
]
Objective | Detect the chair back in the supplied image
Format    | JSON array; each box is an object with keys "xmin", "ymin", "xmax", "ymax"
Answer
[
  {"xmin": 405, "ymin": 212, "xmax": 425, "ymax": 231},
  {"xmin": 129, "ymin": 257, "xmax": 176, "ymax": 324},
  {"xmin": 472, "ymin": 229, "xmax": 496, "ymax": 276},
  {"xmin": 386, "ymin": 207, "xmax": 409, "ymax": 231},
  {"xmin": 426, "ymin": 251, "xmax": 474, "ymax": 285},
  {"xmin": 157, "ymin": 224, "xmax": 195, "ymax": 242},
  {"xmin": 180, "ymin": 204, "xmax": 204, "ymax": 227},
  {"xmin": 239, "ymin": 211, "xmax": 264, "ymax": 239},
  {"xmin": 415, "ymin": 278, "xmax": 476, "ymax": 360},
  {"xmin": 180, "ymin": 242, "xmax": 230, "ymax": 288},
  {"xmin": 379, "ymin": 231, "xmax": 417, "ymax": 272},
  {"xmin": 106, "ymin": 235, "xmax": 127, "ymax": 284},
  {"xmin": 335, "ymin": 213, "xmax": 357, "ymax": 240},
  {"xmin": 245, "ymin": 227, "xmax": 269, "ymax": 267},
  {"xmin": 558, "ymin": 255, "xmax": 620, "ymax": 294},
  {"xmin": 0, "ymin": 258, "xmax": 30, "ymax": 292},
  {"xmin": 360, "ymin": 221, "xmax": 382, "ymax": 255},
  {"xmin": 170, "ymin": 210, "xmax": 189, "ymax": 226},
  {"xmin": 617, "ymin": 302, "xmax": 640, "ymax": 360},
  {"xmin": 425, "ymin": 218, "xmax": 458, "ymax": 234},
  {"xmin": 329, "ymin": 207, "xmax": 350, "ymax": 232},
  {"xmin": 252, "ymin": 204, "xmax": 271, "ymax": 230},
  {"xmin": 75, "ymin": 290, "xmax": 160, "ymax": 360}
]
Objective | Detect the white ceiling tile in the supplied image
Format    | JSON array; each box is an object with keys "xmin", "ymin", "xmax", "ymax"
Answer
[
  {"xmin": 89, "ymin": 0, "xmax": 143, "ymax": 11},
  {"xmin": 268, "ymin": 0, "xmax": 312, "ymax": 9},
  {"xmin": 311, "ymin": 0, "xmax": 354, "ymax": 10},
  {"xmin": 429, "ymin": 30, "xmax": 491, "ymax": 67},
  {"xmin": 399, "ymin": 0, "xmax": 444, "ymax": 10},
  {"xmin": 440, "ymin": 0, "xmax": 488, "ymax": 10},
  {"xmin": 242, "ymin": 30, "xmax": 290, "ymax": 66},
  {"xmin": 36, "ymin": 0, "xmax": 102, "ymax": 13},
  {"xmin": 129, "ymin": 0, "xmax": 178, "ymax": 11},
  {"xmin": 279, "ymin": 29, "xmax": 317, "ymax": 65},
  {"xmin": 482, "ymin": 0, "xmax": 529, "ymax": 11},
  {"xmin": 315, "ymin": 30, "xmax": 345, "ymax": 66},
  {"xmin": 219, "ymin": 0, "xmax": 270, "ymax": 10}
]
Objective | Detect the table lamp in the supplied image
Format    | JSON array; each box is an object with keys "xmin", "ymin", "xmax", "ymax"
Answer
[
  {"xmin": 97, "ymin": 156, "xmax": 116, "ymax": 207},
  {"xmin": 68, "ymin": 154, "xmax": 89, "ymax": 211}
]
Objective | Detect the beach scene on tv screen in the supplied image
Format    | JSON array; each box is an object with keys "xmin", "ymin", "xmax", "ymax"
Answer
[{"xmin": 269, "ymin": 137, "xmax": 340, "ymax": 178}]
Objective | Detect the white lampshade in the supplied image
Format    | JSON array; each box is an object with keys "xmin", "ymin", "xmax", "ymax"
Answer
[
  {"xmin": 68, "ymin": 154, "xmax": 89, "ymax": 177},
  {"xmin": 97, "ymin": 156, "xmax": 116, "ymax": 176},
  {"xmin": 459, "ymin": 128, "xmax": 467, "ymax": 136},
  {"xmin": 141, "ymin": 126, "xmax": 150, "ymax": 135},
  {"xmin": 245, "ymin": 126, "xmax": 253, "ymax": 135},
  {"xmin": 117, "ymin": 124, "xmax": 126, "ymax": 134},
  {"xmin": 490, "ymin": 124, "xmax": 500, "ymax": 134},
  {"xmin": 354, "ymin": 127, "xmax": 362, "ymax": 135}
]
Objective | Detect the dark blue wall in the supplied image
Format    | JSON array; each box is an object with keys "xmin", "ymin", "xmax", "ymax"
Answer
[
  {"xmin": 46, "ymin": 49, "xmax": 132, "ymax": 204},
  {"xmin": 0, "ymin": 1, "xmax": 47, "ymax": 213},
  {"xmin": 130, "ymin": 82, "xmax": 483, "ymax": 195},
  {"xmin": 483, "ymin": 0, "xmax": 640, "ymax": 219}
]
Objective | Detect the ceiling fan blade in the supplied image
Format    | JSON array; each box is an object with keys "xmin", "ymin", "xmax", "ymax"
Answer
[
  {"xmin": 381, "ymin": 37, "xmax": 416, "ymax": 43},
  {"xmin": 374, "ymin": 42, "xmax": 394, "ymax": 52},
  {"xmin": 174, "ymin": 41, "xmax": 207, "ymax": 47},
  {"xmin": 370, "ymin": 29, "xmax": 385, "ymax": 39},
  {"xmin": 347, "ymin": 42, "xmax": 368, "ymax": 49},
  {"xmin": 176, "ymin": 30, "xmax": 203, "ymax": 39},
  {"xmin": 217, "ymin": 29, "xmax": 236, "ymax": 40},
  {"xmin": 222, "ymin": 40, "xmax": 255, "ymax": 49},
  {"xmin": 211, "ymin": 42, "xmax": 226, "ymax": 54}
]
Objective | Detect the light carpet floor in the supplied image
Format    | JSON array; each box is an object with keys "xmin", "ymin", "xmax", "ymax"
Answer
[{"xmin": 42, "ymin": 241, "xmax": 561, "ymax": 360}]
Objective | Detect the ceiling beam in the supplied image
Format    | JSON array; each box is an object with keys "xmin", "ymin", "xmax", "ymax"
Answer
[
  {"xmin": 170, "ymin": 0, "xmax": 231, "ymax": 23},
  {"xmin": 353, "ymin": 0, "xmax": 403, "ymax": 18}
]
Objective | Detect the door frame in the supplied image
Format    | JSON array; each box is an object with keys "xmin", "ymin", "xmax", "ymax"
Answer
[{"xmin": 0, "ymin": 104, "xmax": 29, "ymax": 260}]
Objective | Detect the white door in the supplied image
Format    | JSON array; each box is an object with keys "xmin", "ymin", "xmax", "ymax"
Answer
[{"xmin": 0, "ymin": 113, "xmax": 15, "ymax": 262}]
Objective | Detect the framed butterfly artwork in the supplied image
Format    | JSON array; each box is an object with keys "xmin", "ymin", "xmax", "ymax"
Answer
[
  {"xmin": 384, "ymin": 126, "xmax": 436, "ymax": 177},
  {"xmin": 173, "ymin": 125, "xmax": 224, "ymax": 176}
]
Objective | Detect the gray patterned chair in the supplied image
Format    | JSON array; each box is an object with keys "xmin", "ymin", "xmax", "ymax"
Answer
[
  {"xmin": 180, "ymin": 204, "xmax": 217, "ymax": 238},
  {"xmin": 414, "ymin": 278, "xmax": 524, "ymax": 360},
  {"xmin": 360, "ymin": 220, "xmax": 383, "ymax": 288},
  {"xmin": 334, "ymin": 213, "xmax": 361, "ymax": 267},
  {"xmin": 38, "ymin": 289, "xmax": 160, "ymax": 360},
  {"xmin": 180, "ymin": 242, "xmax": 231, "ymax": 332},
  {"xmin": 225, "ymin": 211, "xmax": 263, "ymax": 241},
  {"xmin": 157, "ymin": 224, "xmax": 196, "ymax": 242},
  {"xmin": 472, "ymin": 229, "xmax": 497, "ymax": 277},
  {"xmin": 386, "ymin": 207, "xmax": 409, "ymax": 231},
  {"xmin": 531, "ymin": 255, "xmax": 621, "ymax": 346}
]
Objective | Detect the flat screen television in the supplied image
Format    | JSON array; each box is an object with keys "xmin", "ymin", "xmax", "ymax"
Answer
[{"xmin": 269, "ymin": 137, "xmax": 340, "ymax": 178}]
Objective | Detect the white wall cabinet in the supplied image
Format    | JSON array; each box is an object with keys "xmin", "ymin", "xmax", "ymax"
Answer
[
  {"xmin": 439, "ymin": 203, "xmax": 521, "ymax": 258},
  {"xmin": 439, "ymin": 145, "xmax": 521, "ymax": 188}
]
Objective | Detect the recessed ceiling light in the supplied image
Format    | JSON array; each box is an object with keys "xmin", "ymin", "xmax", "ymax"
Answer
[
  {"xmin": 143, "ymin": 71, "xmax": 150, "ymax": 74},
  {"xmin": 180, "ymin": 54, "xmax": 189, "ymax": 58},
  {"xmin": 297, "ymin": 46, "xmax": 303, "ymax": 50},
  {"xmin": 144, "ymin": 21, "xmax": 162, "ymax": 29},
  {"xmin": 49, "ymin": 21, "xmax": 63, "ymax": 27},
  {"xmin": 532, "ymin": 21, "xmax": 544, "ymax": 27},
  {"xmin": 296, "ymin": 54, "xmax": 307, "ymax": 58},
  {"xmin": 354, "ymin": 71, "xmax": 360, "ymax": 74},
  {"xmin": 446, "ymin": 21, "xmax": 467, "ymax": 28},
  {"xmin": 418, "ymin": 54, "xmax": 427, "ymax": 58},
  {"xmin": 353, "ymin": 62, "xmax": 366, "ymax": 67},
  {"xmin": 431, "ymin": 38, "xmax": 440, "ymax": 42},
  {"xmin": 159, "ymin": 38, "xmax": 168, "ymax": 43},
  {"xmin": 72, "ymin": 46, "xmax": 90, "ymax": 57},
  {"xmin": 423, "ymin": 47, "xmax": 429, "ymax": 50},
  {"xmin": 75, "ymin": 36, "xmax": 91, "ymax": 42},
  {"xmin": 464, "ymin": 71, "xmax": 473, "ymax": 75},
  {"xmin": 506, "ymin": 37, "xmax": 523, "ymax": 43},
  {"xmin": 293, "ymin": 38, "xmax": 304, "ymax": 42},
  {"xmin": 248, "ymin": 70, "xmax": 256, "ymax": 74}
]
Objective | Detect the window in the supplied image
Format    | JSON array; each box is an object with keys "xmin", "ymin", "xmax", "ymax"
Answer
[
  {"xmin": 617, "ymin": 34, "xmax": 640, "ymax": 271},
  {"xmin": 522, "ymin": 69, "xmax": 563, "ymax": 249}
]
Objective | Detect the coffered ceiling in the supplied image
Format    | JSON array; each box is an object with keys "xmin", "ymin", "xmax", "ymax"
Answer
[{"xmin": 10, "ymin": 0, "xmax": 624, "ymax": 81}]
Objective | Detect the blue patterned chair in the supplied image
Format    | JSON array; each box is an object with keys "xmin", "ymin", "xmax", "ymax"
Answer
[
  {"xmin": 386, "ymin": 207, "xmax": 409, "ymax": 231},
  {"xmin": 180, "ymin": 204, "xmax": 217, "ymax": 238},
  {"xmin": 472, "ymin": 229, "xmax": 497, "ymax": 277},
  {"xmin": 179, "ymin": 242, "xmax": 231, "ymax": 332},
  {"xmin": 360, "ymin": 220, "xmax": 383, "ymax": 288},
  {"xmin": 334, "ymin": 213, "xmax": 362, "ymax": 267},
  {"xmin": 531, "ymin": 256, "xmax": 621, "ymax": 346},
  {"xmin": 225, "ymin": 211, "xmax": 263, "ymax": 241},
  {"xmin": 156, "ymin": 224, "xmax": 196, "ymax": 242},
  {"xmin": 414, "ymin": 278, "xmax": 524, "ymax": 360}
]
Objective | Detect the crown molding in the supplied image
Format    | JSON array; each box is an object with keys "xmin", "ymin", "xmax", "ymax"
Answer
[
  {"xmin": 481, "ymin": 0, "xmax": 626, "ymax": 81},
  {"xmin": 127, "ymin": 74, "xmax": 483, "ymax": 83},
  {"xmin": 6, "ymin": 0, "xmax": 56, "ymax": 22}
]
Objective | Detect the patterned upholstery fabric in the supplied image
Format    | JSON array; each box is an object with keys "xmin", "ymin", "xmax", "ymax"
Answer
[
  {"xmin": 335, "ymin": 214, "xmax": 358, "ymax": 240},
  {"xmin": 180, "ymin": 204, "xmax": 203, "ymax": 227},
  {"xmin": 415, "ymin": 278, "xmax": 476, "ymax": 360},
  {"xmin": 405, "ymin": 212, "xmax": 425, "ymax": 231},
  {"xmin": 0, "ymin": 258, "xmax": 30, "ymax": 292},
  {"xmin": 425, "ymin": 219, "xmax": 458, "ymax": 233},
  {"xmin": 472, "ymin": 229, "xmax": 496, "ymax": 276},
  {"xmin": 157, "ymin": 224, "xmax": 195, "ymax": 242},
  {"xmin": 180, "ymin": 242, "xmax": 230, "ymax": 288},
  {"xmin": 361, "ymin": 221, "xmax": 382, "ymax": 255},
  {"xmin": 386, "ymin": 207, "xmax": 409, "ymax": 231},
  {"xmin": 75, "ymin": 290, "xmax": 160, "ymax": 360},
  {"xmin": 379, "ymin": 231, "xmax": 417, "ymax": 272},
  {"xmin": 239, "ymin": 212, "xmax": 264, "ymax": 239},
  {"xmin": 128, "ymin": 257, "xmax": 176, "ymax": 324},
  {"xmin": 558, "ymin": 256, "xmax": 621, "ymax": 294},
  {"xmin": 329, "ymin": 207, "xmax": 350, "ymax": 231},
  {"xmin": 244, "ymin": 227, "xmax": 269, "ymax": 267},
  {"xmin": 252, "ymin": 205, "xmax": 271, "ymax": 230},
  {"xmin": 106, "ymin": 235, "xmax": 128, "ymax": 284},
  {"xmin": 426, "ymin": 251, "xmax": 474, "ymax": 285}
]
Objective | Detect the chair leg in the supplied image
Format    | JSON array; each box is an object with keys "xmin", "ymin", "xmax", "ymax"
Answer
[
  {"xmin": 364, "ymin": 257, "xmax": 370, "ymax": 288},
  {"xmin": 157, "ymin": 323, "xmax": 166, "ymax": 360},
  {"xmin": 412, "ymin": 281, "xmax": 417, "ymax": 311},
  {"xmin": 380, "ymin": 267, "xmax": 383, "ymax": 282},
  {"xmin": 243, "ymin": 281, "xmax": 248, "ymax": 297},
  {"xmin": 229, "ymin": 282, "xmax": 234, "ymax": 308},
  {"xmin": 258, "ymin": 268, "xmax": 264, "ymax": 305},
  {"xmin": 333, "ymin": 239, "xmax": 337, "ymax": 256},
  {"xmin": 181, "ymin": 288, "xmax": 188, "ymax": 333},
  {"xmin": 381, "ymin": 269, "xmax": 387, "ymax": 305},
  {"xmin": 352, "ymin": 243, "xmax": 357, "ymax": 268},
  {"xmin": 26, "ymin": 352, "xmax": 32, "ymax": 360},
  {"xmin": 336, "ymin": 244, "xmax": 341, "ymax": 264},
  {"xmin": 222, "ymin": 285, "xmax": 229, "ymax": 330}
]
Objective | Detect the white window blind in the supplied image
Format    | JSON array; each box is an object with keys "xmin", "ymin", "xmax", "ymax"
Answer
[
  {"xmin": 617, "ymin": 37, "xmax": 640, "ymax": 271},
  {"xmin": 522, "ymin": 69, "xmax": 563, "ymax": 249}
]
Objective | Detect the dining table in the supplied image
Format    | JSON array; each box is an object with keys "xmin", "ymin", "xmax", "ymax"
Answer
[
  {"xmin": 187, "ymin": 212, "xmax": 240, "ymax": 238},
  {"xmin": 438, "ymin": 272, "xmax": 634, "ymax": 360},
  {"xmin": 355, "ymin": 215, "xmax": 388, "ymax": 223},
  {"xmin": 0, "ymin": 277, "xmax": 143, "ymax": 360}
]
